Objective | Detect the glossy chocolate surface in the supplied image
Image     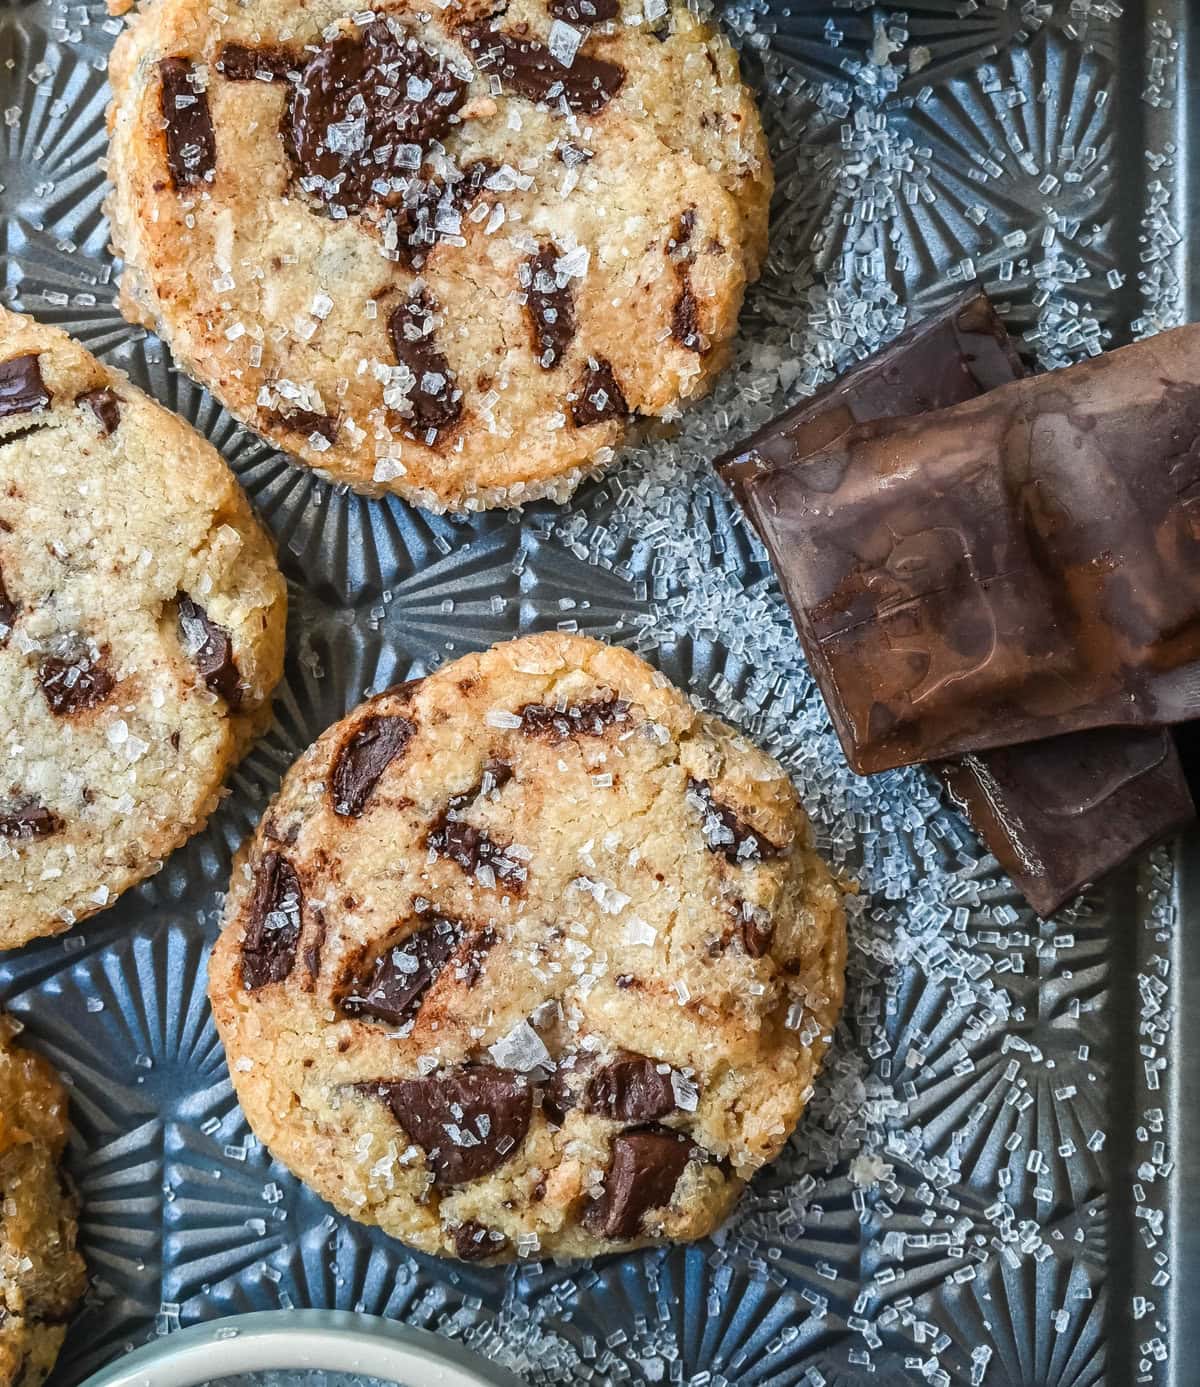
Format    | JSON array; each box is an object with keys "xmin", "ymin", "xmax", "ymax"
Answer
[
  {"xmin": 720, "ymin": 291, "xmax": 1196, "ymax": 913},
  {"xmin": 388, "ymin": 291, "xmax": 462, "ymax": 433},
  {"xmin": 938, "ymin": 728, "xmax": 1192, "ymax": 915},
  {"xmin": 716, "ymin": 289, "xmax": 1024, "ymax": 506},
  {"xmin": 0, "ymin": 353, "xmax": 51, "ymax": 419},
  {"xmin": 464, "ymin": 23, "xmax": 624, "ymax": 115},
  {"xmin": 160, "ymin": 58, "xmax": 216, "ymax": 188},
  {"xmin": 745, "ymin": 323, "xmax": 1200, "ymax": 774},
  {"xmin": 285, "ymin": 21, "xmax": 469, "ymax": 216}
]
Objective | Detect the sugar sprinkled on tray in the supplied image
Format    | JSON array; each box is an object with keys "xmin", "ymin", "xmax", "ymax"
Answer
[
  {"xmin": 0, "ymin": 0, "xmax": 1183, "ymax": 1380},
  {"xmin": 516, "ymin": 8, "xmax": 1187, "ymax": 1378}
]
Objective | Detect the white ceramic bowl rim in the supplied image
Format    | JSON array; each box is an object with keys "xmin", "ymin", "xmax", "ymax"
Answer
[{"xmin": 79, "ymin": 1310, "xmax": 527, "ymax": 1387}]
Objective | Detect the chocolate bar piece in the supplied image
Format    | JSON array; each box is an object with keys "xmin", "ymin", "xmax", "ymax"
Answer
[
  {"xmin": 717, "ymin": 292, "xmax": 1194, "ymax": 914},
  {"xmin": 717, "ymin": 289, "xmax": 1024, "ymax": 506},
  {"xmin": 936, "ymin": 730, "xmax": 1191, "ymax": 915},
  {"xmin": 741, "ymin": 324, "xmax": 1200, "ymax": 775}
]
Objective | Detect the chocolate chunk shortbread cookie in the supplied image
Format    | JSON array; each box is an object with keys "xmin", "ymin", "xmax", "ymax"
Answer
[
  {"xmin": 0, "ymin": 308, "xmax": 286, "ymax": 948},
  {"xmin": 106, "ymin": 0, "xmax": 772, "ymax": 510},
  {"xmin": 209, "ymin": 633, "xmax": 845, "ymax": 1261},
  {"xmin": 0, "ymin": 1016, "xmax": 87, "ymax": 1387}
]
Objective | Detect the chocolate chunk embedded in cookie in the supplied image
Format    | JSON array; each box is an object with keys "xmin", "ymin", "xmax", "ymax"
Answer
[
  {"xmin": 0, "ymin": 307, "xmax": 286, "ymax": 950},
  {"xmin": 0, "ymin": 1016, "xmax": 87, "ymax": 1387},
  {"xmin": 209, "ymin": 633, "xmax": 845, "ymax": 1262},
  {"xmin": 106, "ymin": 0, "xmax": 772, "ymax": 511}
]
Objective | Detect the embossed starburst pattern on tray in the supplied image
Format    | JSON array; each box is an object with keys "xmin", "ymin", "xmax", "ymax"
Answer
[{"xmin": 0, "ymin": 1, "xmax": 1190, "ymax": 1384}]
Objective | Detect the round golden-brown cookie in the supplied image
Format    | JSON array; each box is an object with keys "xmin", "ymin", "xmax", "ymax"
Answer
[
  {"xmin": 0, "ymin": 1016, "xmax": 87, "ymax": 1387},
  {"xmin": 208, "ymin": 633, "xmax": 845, "ymax": 1262},
  {"xmin": 0, "ymin": 307, "xmax": 287, "ymax": 950},
  {"xmin": 105, "ymin": 0, "xmax": 772, "ymax": 511}
]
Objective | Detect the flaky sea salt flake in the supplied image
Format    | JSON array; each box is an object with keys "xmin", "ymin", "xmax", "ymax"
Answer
[
  {"xmin": 489, "ymin": 1020, "xmax": 552, "ymax": 1072},
  {"xmin": 547, "ymin": 21, "xmax": 583, "ymax": 67}
]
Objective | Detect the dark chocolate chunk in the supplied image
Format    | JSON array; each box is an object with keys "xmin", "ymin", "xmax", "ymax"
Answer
[
  {"xmin": 673, "ymin": 206, "xmax": 696, "ymax": 253},
  {"xmin": 742, "ymin": 918, "xmax": 773, "ymax": 958},
  {"xmin": 518, "ymin": 694, "xmax": 630, "ymax": 739},
  {"xmin": 331, "ymin": 714, "xmax": 415, "ymax": 816},
  {"xmin": 178, "ymin": 595, "xmax": 242, "ymax": 707},
  {"xmin": 0, "ymin": 423, "xmax": 47, "ymax": 450},
  {"xmin": 160, "ymin": 58, "xmax": 216, "ymax": 189},
  {"xmin": 480, "ymin": 759, "xmax": 514, "ymax": 795},
  {"xmin": 733, "ymin": 900, "xmax": 774, "ymax": 958},
  {"xmin": 686, "ymin": 778, "xmax": 778, "ymax": 864},
  {"xmin": 242, "ymin": 851, "xmax": 303, "ymax": 990},
  {"xmin": 542, "ymin": 1051, "xmax": 585, "ymax": 1126},
  {"xmin": 455, "ymin": 156, "xmax": 501, "ymax": 201},
  {"xmin": 583, "ymin": 1052, "xmax": 677, "ymax": 1122},
  {"xmin": 217, "ymin": 42, "xmax": 297, "ymax": 80},
  {"xmin": 0, "ymin": 354, "xmax": 51, "ymax": 420},
  {"xmin": 388, "ymin": 292, "xmax": 462, "ymax": 433},
  {"xmin": 671, "ymin": 275, "xmax": 701, "ymax": 352},
  {"xmin": 340, "ymin": 912, "xmax": 462, "ymax": 1026},
  {"xmin": 39, "ymin": 649, "xmax": 115, "ymax": 715},
  {"xmin": 370, "ymin": 1064, "xmax": 533, "ymax": 1185},
  {"xmin": 0, "ymin": 801, "xmax": 63, "ymax": 841},
  {"xmin": 459, "ymin": 925, "xmax": 497, "ymax": 986},
  {"xmin": 285, "ymin": 20, "xmax": 469, "ymax": 216},
  {"xmin": 715, "ymin": 287, "xmax": 1024, "ymax": 506},
  {"xmin": 571, "ymin": 357, "xmax": 628, "ymax": 427},
  {"xmin": 427, "ymin": 809, "xmax": 526, "ymax": 890},
  {"xmin": 391, "ymin": 161, "xmax": 496, "ymax": 270},
  {"xmin": 585, "ymin": 1125, "xmax": 694, "ymax": 1239},
  {"xmin": 548, "ymin": 0, "xmax": 618, "ymax": 21},
  {"xmin": 264, "ymin": 815, "xmax": 301, "ymax": 846},
  {"xmin": 525, "ymin": 244, "xmax": 575, "ymax": 370},
  {"xmin": 443, "ymin": 762, "xmax": 512, "ymax": 816},
  {"xmin": 739, "ymin": 317, "xmax": 1200, "ymax": 772},
  {"xmin": 453, "ymin": 1220, "xmax": 508, "ymax": 1261},
  {"xmin": 388, "ymin": 183, "xmax": 442, "ymax": 266},
  {"xmin": 938, "ymin": 729, "xmax": 1193, "ymax": 917},
  {"xmin": 263, "ymin": 407, "xmax": 339, "ymax": 443},
  {"xmin": 427, "ymin": 766, "xmax": 522, "ymax": 888},
  {"xmin": 720, "ymin": 289, "xmax": 1198, "ymax": 915},
  {"xmin": 0, "ymin": 565, "xmax": 16, "ymax": 639},
  {"xmin": 464, "ymin": 24, "xmax": 624, "ymax": 114},
  {"xmin": 305, "ymin": 906, "xmax": 328, "ymax": 982},
  {"xmin": 77, "ymin": 389, "xmax": 121, "ymax": 436}
]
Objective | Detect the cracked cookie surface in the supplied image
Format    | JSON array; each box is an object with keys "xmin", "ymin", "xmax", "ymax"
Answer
[
  {"xmin": 0, "ymin": 1016, "xmax": 87, "ymax": 1387},
  {"xmin": 0, "ymin": 308, "xmax": 287, "ymax": 949},
  {"xmin": 105, "ymin": 0, "xmax": 772, "ymax": 511},
  {"xmin": 209, "ymin": 633, "xmax": 845, "ymax": 1261}
]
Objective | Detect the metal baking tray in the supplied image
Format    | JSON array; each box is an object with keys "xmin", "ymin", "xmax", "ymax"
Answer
[{"xmin": 0, "ymin": 2, "xmax": 1192, "ymax": 1384}]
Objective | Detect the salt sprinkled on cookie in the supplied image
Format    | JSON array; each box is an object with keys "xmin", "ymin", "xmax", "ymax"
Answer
[
  {"xmin": 105, "ymin": 0, "xmax": 772, "ymax": 510},
  {"xmin": 209, "ymin": 632, "xmax": 845, "ymax": 1261},
  {"xmin": 0, "ymin": 307, "xmax": 286, "ymax": 950}
]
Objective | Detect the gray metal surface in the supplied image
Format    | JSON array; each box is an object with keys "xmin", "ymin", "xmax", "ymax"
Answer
[{"xmin": 0, "ymin": 3, "xmax": 1192, "ymax": 1385}]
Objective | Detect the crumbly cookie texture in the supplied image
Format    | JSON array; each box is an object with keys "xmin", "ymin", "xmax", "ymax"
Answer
[
  {"xmin": 105, "ymin": 0, "xmax": 772, "ymax": 512},
  {"xmin": 209, "ymin": 633, "xmax": 845, "ymax": 1262},
  {"xmin": 0, "ymin": 307, "xmax": 287, "ymax": 950},
  {"xmin": 0, "ymin": 1016, "xmax": 87, "ymax": 1387}
]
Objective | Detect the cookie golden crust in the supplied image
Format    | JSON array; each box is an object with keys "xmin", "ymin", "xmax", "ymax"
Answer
[
  {"xmin": 0, "ymin": 1017, "xmax": 87, "ymax": 1387},
  {"xmin": 209, "ymin": 633, "xmax": 845, "ymax": 1263},
  {"xmin": 105, "ymin": 0, "xmax": 772, "ymax": 512},
  {"xmin": 0, "ymin": 308, "xmax": 287, "ymax": 950}
]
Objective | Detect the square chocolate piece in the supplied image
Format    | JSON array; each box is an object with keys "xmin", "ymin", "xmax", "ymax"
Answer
[
  {"xmin": 716, "ymin": 290, "xmax": 1194, "ymax": 915},
  {"xmin": 740, "ymin": 323, "xmax": 1200, "ymax": 773}
]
